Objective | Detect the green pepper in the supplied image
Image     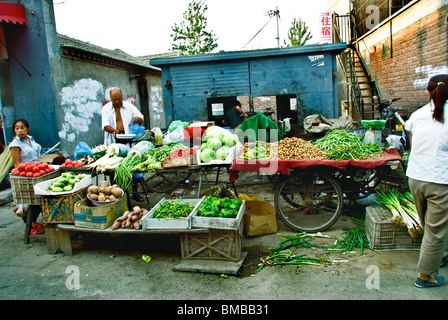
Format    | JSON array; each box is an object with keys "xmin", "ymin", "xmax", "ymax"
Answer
[
  {"xmin": 201, "ymin": 211, "xmax": 216, "ymax": 217},
  {"xmin": 222, "ymin": 210, "xmax": 237, "ymax": 218}
]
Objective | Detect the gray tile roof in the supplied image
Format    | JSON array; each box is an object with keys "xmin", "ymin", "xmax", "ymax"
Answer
[{"xmin": 57, "ymin": 33, "xmax": 161, "ymax": 70}]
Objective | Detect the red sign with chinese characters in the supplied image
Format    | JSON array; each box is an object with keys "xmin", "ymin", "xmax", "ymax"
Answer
[{"xmin": 320, "ymin": 12, "xmax": 333, "ymax": 43}]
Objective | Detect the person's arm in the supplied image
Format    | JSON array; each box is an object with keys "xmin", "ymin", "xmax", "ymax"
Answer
[
  {"xmin": 10, "ymin": 147, "xmax": 21, "ymax": 168},
  {"xmin": 407, "ymin": 131, "xmax": 412, "ymax": 147},
  {"xmin": 104, "ymin": 125, "xmax": 119, "ymax": 137},
  {"xmin": 132, "ymin": 116, "xmax": 144, "ymax": 125},
  {"xmin": 236, "ymin": 106, "xmax": 248, "ymax": 118}
]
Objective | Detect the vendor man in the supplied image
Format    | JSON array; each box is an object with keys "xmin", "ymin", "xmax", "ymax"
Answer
[
  {"xmin": 101, "ymin": 87, "xmax": 144, "ymax": 145},
  {"xmin": 101, "ymin": 87, "xmax": 145, "ymax": 202}
]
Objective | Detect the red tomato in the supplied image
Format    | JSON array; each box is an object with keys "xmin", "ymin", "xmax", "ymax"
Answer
[
  {"xmin": 20, "ymin": 171, "xmax": 27, "ymax": 176},
  {"xmin": 33, "ymin": 172, "xmax": 41, "ymax": 177},
  {"xmin": 38, "ymin": 163, "xmax": 46, "ymax": 170},
  {"xmin": 45, "ymin": 168, "xmax": 50, "ymax": 173},
  {"xmin": 39, "ymin": 170, "xmax": 46, "ymax": 175},
  {"xmin": 26, "ymin": 172, "xmax": 33, "ymax": 177},
  {"xmin": 32, "ymin": 166, "xmax": 40, "ymax": 173},
  {"xmin": 61, "ymin": 163, "xmax": 66, "ymax": 168},
  {"xmin": 48, "ymin": 166, "xmax": 55, "ymax": 172},
  {"xmin": 74, "ymin": 162, "xmax": 83, "ymax": 167},
  {"xmin": 66, "ymin": 164, "xmax": 73, "ymax": 168},
  {"xmin": 65, "ymin": 158, "xmax": 72, "ymax": 165},
  {"xmin": 25, "ymin": 165, "xmax": 34, "ymax": 172},
  {"xmin": 17, "ymin": 163, "xmax": 26, "ymax": 172},
  {"xmin": 11, "ymin": 169, "xmax": 20, "ymax": 175}
]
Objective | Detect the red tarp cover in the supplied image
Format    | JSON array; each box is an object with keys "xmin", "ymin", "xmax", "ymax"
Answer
[
  {"xmin": 229, "ymin": 148, "xmax": 404, "ymax": 183},
  {"xmin": 0, "ymin": 2, "xmax": 28, "ymax": 26}
]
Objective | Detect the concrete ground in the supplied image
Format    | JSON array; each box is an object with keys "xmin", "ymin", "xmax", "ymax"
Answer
[{"xmin": 0, "ymin": 171, "xmax": 446, "ymax": 304}]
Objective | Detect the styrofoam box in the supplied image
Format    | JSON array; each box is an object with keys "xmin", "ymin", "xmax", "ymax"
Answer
[
  {"xmin": 196, "ymin": 142, "xmax": 242, "ymax": 166},
  {"xmin": 142, "ymin": 197, "xmax": 205, "ymax": 230},
  {"xmin": 191, "ymin": 200, "xmax": 245, "ymax": 230},
  {"xmin": 34, "ymin": 175, "xmax": 93, "ymax": 196}
]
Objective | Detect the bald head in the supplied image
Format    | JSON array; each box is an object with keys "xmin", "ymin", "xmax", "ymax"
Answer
[{"xmin": 110, "ymin": 87, "xmax": 123, "ymax": 108}]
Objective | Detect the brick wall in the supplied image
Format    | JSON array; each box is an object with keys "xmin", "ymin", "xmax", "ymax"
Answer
[{"xmin": 367, "ymin": 5, "xmax": 448, "ymax": 114}]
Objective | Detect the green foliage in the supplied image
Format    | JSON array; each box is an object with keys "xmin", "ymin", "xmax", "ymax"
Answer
[
  {"xmin": 284, "ymin": 17, "xmax": 312, "ymax": 47},
  {"xmin": 170, "ymin": 0, "xmax": 218, "ymax": 55}
]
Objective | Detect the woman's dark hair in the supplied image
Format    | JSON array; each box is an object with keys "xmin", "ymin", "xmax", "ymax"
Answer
[
  {"xmin": 427, "ymin": 74, "xmax": 448, "ymax": 123},
  {"xmin": 12, "ymin": 119, "xmax": 30, "ymax": 134}
]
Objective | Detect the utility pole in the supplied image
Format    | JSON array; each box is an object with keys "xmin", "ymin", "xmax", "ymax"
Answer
[{"xmin": 268, "ymin": 7, "xmax": 280, "ymax": 48}]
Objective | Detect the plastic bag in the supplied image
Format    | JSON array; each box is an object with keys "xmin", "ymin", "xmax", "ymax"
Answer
[
  {"xmin": 129, "ymin": 123, "xmax": 146, "ymax": 136},
  {"xmin": 168, "ymin": 120, "xmax": 188, "ymax": 133},
  {"xmin": 13, "ymin": 204, "xmax": 28, "ymax": 218},
  {"xmin": 163, "ymin": 126, "xmax": 184, "ymax": 144},
  {"xmin": 74, "ymin": 141, "xmax": 94, "ymax": 160}
]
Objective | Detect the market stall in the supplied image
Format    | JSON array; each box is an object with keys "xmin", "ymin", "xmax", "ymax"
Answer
[{"xmin": 228, "ymin": 131, "xmax": 405, "ymax": 233}]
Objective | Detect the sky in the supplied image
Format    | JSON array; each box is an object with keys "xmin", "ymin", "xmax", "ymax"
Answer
[{"xmin": 52, "ymin": 0, "xmax": 327, "ymax": 57}]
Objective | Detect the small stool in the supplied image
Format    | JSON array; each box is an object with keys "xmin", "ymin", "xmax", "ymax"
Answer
[{"xmin": 131, "ymin": 172, "xmax": 150, "ymax": 204}]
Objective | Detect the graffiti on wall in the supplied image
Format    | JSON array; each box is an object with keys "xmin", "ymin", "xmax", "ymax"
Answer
[
  {"xmin": 414, "ymin": 65, "xmax": 448, "ymax": 88},
  {"xmin": 59, "ymin": 78, "xmax": 103, "ymax": 142}
]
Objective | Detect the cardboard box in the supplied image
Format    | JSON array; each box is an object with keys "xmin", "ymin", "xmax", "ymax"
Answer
[
  {"xmin": 74, "ymin": 196, "xmax": 128, "ymax": 229},
  {"xmin": 243, "ymin": 201, "xmax": 278, "ymax": 236}
]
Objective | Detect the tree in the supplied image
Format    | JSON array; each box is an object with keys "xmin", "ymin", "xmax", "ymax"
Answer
[
  {"xmin": 284, "ymin": 17, "xmax": 312, "ymax": 47},
  {"xmin": 170, "ymin": 0, "xmax": 218, "ymax": 55}
]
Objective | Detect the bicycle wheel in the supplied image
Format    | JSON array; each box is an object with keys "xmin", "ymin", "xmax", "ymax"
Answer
[
  {"xmin": 275, "ymin": 171, "xmax": 344, "ymax": 232},
  {"xmin": 142, "ymin": 170, "xmax": 180, "ymax": 193}
]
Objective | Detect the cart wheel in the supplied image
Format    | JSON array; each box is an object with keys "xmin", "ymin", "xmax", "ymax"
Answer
[
  {"xmin": 142, "ymin": 171, "xmax": 181, "ymax": 193},
  {"xmin": 275, "ymin": 171, "xmax": 343, "ymax": 232}
]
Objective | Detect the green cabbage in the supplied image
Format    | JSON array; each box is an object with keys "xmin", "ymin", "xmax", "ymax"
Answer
[
  {"xmin": 200, "ymin": 148, "xmax": 215, "ymax": 163},
  {"xmin": 223, "ymin": 134, "xmax": 238, "ymax": 147},
  {"xmin": 207, "ymin": 137, "xmax": 222, "ymax": 150},
  {"xmin": 215, "ymin": 146, "xmax": 230, "ymax": 160}
]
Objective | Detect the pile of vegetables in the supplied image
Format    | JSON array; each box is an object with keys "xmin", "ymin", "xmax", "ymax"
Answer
[
  {"xmin": 47, "ymin": 172, "xmax": 88, "ymax": 192},
  {"xmin": 376, "ymin": 189, "xmax": 423, "ymax": 238},
  {"xmin": 133, "ymin": 142, "xmax": 185, "ymax": 172},
  {"xmin": 114, "ymin": 155, "xmax": 143, "ymax": 193},
  {"xmin": 112, "ymin": 205, "xmax": 148, "ymax": 230},
  {"xmin": 87, "ymin": 180, "xmax": 124, "ymax": 203},
  {"xmin": 311, "ymin": 129, "xmax": 382, "ymax": 160},
  {"xmin": 199, "ymin": 126, "xmax": 239, "ymax": 163},
  {"xmin": 271, "ymin": 137, "xmax": 327, "ymax": 160},
  {"xmin": 152, "ymin": 200, "xmax": 195, "ymax": 219},
  {"xmin": 196, "ymin": 196, "xmax": 243, "ymax": 218},
  {"xmin": 60, "ymin": 158, "xmax": 84, "ymax": 168},
  {"xmin": 10, "ymin": 161, "xmax": 56, "ymax": 177},
  {"xmin": 239, "ymin": 141, "xmax": 270, "ymax": 160}
]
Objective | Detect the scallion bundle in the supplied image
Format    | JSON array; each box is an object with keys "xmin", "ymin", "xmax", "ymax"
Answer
[{"xmin": 376, "ymin": 189, "xmax": 423, "ymax": 238}]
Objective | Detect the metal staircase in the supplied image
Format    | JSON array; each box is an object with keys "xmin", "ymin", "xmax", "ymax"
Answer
[{"xmin": 333, "ymin": 13, "xmax": 382, "ymax": 121}]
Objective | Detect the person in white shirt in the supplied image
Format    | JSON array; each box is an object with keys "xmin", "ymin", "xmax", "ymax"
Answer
[
  {"xmin": 101, "ymin": 87, "xmax": 145, "ymax": 202},
  {"xmin": 101, "ymin": 87, "xmax": 144, "ymax": 145},
  {"xmin": 405, "ymin": 74, "xmax": 448, "ymax": 288}
]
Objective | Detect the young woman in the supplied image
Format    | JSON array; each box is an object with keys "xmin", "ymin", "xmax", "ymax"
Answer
[
  {"xmin": 405, "ymin": 74, "xmax": 448, "ymax": 288},
  {"xmin": 9, "ymin": 119, "xmax": 44, "ymax": 235}
]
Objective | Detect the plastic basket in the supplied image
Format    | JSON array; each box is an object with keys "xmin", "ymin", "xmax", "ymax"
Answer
[
  {"xmin": 10, "ymin": 170, "xmax": 60, "ymax": 205},
  {"xmin": 365, "ymin": 206, "xmax": 422, "ymax": 250}
]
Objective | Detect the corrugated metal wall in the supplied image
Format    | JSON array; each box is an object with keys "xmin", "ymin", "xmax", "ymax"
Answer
[{"xmin": 152, "ymin": 44, "xmax": 346, "ymax": 127}]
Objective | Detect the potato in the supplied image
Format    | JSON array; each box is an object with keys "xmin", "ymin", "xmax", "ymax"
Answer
[
  {"xmin": 97, "ymin": 193, "xmax": 106, "ymax": 202},
  {"xmin": 109, "ymin": 195, "xmax": 116, "ymax": 201},
  {"xmin": 88, "ymin": 185, "xmax": 100, "ymax": 194},
  {"xmin": 100, "ymin": 180, "xmax": 109, "ymax": 188},
  {"xmin": 89, "ymin": 193, "xmax": 99, "ymax": 201},
  {"xmin": 111, "ymin": 187, "xmax": 123, "ymax": 198},
  {"xmin": 112, "ymin": 220, "xmax": 121, "ymax": 230}
]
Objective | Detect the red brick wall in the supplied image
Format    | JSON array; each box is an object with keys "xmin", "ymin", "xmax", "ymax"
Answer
[{"xmin": 366, "ymin": 5, "xmax": 448, "ymax": 115}]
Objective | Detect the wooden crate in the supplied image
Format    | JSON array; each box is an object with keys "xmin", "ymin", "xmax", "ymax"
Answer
[
  {"xmin": 365, "ymin": 206, "xmax": 422, "ymax": 250},
  {"xmin": 180, "ymin": 226, "xmax": 242, "ymax": 261},
  {"xmin": 42, "ymin": 187, "xmax": 88, "ymax": 224}
]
